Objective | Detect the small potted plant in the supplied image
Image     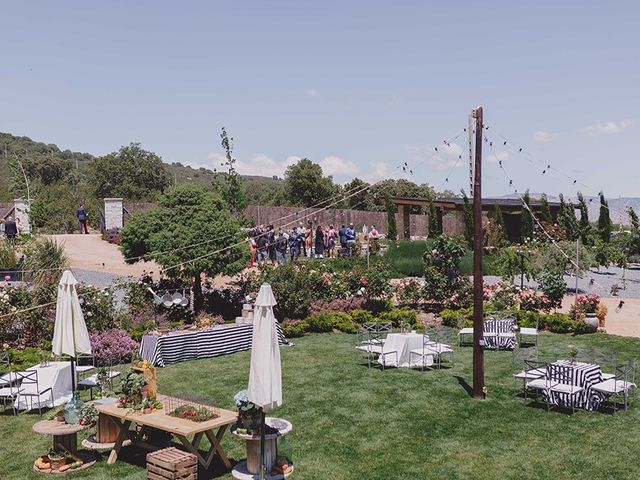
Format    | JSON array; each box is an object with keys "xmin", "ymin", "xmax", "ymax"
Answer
[
  {"xmin": 79, "ymin": 403, "xmax": 99, "ymax": 427},
  {"xmin": 234, "ymin": 390, "xmax": 263, "ymax": 435},
  {"xmin": 568, "ymin": 345, "xmax": 579, "ymax": 364},
  {"xmin": 47, "ymin": 448, "xmax": 67, "ymax": 471}
]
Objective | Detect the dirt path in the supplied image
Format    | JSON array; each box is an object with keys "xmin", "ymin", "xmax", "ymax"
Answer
[
  {"xmin": 561, "ymin": 296, "xmax": 640, "ymax": 338},
  {"xmin": 50, "ymin": 234, "xmax": 160, "ymax": 278}
]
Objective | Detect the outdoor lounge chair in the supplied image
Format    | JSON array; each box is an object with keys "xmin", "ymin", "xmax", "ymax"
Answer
[{"xmin": 458, "ymin": 327, "xmax": 473, "ymax": 346}]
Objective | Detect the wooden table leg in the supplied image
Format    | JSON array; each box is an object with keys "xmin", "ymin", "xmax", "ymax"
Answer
[
  {"xmin": 107, "ymin": 419, "xmax": 131, "ymax": 465},
  {"xmin": 175, "ymin": 434, "xmax": 211, "ymax": 468},
  {"xmin": 204, "ymin": 425, "xmax": 231, "ymax": 470}
]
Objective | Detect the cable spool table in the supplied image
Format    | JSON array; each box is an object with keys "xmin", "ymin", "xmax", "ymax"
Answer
[
  {"xmin": 230, "ymin": 417, "xmax": 293, "ymax": 480},
  {"xmin": 32, "ymin": 420, "xmax": 96, "ymax": 474}
]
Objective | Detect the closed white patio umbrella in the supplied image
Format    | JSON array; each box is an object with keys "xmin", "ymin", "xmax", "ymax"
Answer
[
  {"xmin": 52, "ymin": 270, "xmax": 92, "ymax": 391},
  {"xmin": 248, "ymin": 283, "xmax": 282, "ymax": 479}
]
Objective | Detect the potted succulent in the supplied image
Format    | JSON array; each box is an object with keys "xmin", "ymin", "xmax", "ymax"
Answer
[{"xmin": 47, "ymin": 448, "xmax": 67, "ymax": 471}]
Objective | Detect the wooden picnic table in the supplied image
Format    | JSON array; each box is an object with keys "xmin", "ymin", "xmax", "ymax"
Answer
[{"xmin": 94, "ymin": 394, "xmax": 236, "ymax": 470}]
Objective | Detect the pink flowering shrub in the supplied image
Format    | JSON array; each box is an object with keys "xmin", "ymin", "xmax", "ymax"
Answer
[
  {"xmin": 90, "ymin": 328, "xmax": 139, "ymax": 366},
  {"xmin": 576, "ymin": 294, "xmax": 600, "ymax": 314}
]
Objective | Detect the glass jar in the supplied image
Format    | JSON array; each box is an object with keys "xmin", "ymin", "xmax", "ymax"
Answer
[{"xmin": 63, "ymin": 392, "xmax": 84, "ymax": 424}]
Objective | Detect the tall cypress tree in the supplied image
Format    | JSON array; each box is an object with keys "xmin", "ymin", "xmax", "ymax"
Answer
[
  {"xmin": 577, "ymin": 192, "xmax": 592, "ymax": 245},
  {"xmin": 462, "ymin": 193, "xmax": 474, "ymax": 248},
  {"xmin": 521, "ymin": 190, "xmax": 534, "ymax": 242},
  {"xmin": 494, "ymin": 204, "xmax": 507, "ymax": 244},
  {"xmin": 428, "ymin": 202, "xmax": 441, "ymax": 238},
  {"xmin": 628, "ymin": 206, "xmax": 640, "ymax": 232},
  {"xmin": 598, "ymin": 192, "xmax": 612, "ymax": 243},
  {"xmin": 559, "ymin": 193, "xmax": 579, "ymax": 241},
  {"xmin": 385, "ymin": 195, "xmax": 397, "ymax": 241},
  {"xmin": 540, "ymin": 194, "xmax": 553, "ymax": 223}
]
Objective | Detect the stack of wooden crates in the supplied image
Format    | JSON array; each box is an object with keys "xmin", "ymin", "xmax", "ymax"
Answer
[{"xmin": 147, "ymin": 447, "xmax": 197, "ymax": 480}]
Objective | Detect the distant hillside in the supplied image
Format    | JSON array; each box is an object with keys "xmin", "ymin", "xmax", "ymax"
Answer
[
  {"xmin": 0, "ymin": 132, "xmax": 283, "ymax": 202},
  {"xmin": 499, "ymin": 192, "xmax": 640, "ymax": 226}
]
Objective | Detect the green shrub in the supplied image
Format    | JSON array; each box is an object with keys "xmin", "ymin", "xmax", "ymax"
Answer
[
  {"xmin": 0, "ymin": 240, "xmax": 17, "ymax": 269},
  {"xmin": 301, "ymin": 312, "xmax": 359, "ymax": 334},
  {"xmin": 379, "ymin": 308, "xmax": 418, "ymax": 328},
  {"xmin": 384, "ymin": 240, "xmax": 433, "ymax": 277},
  {"xmin": 304, "ymin": 314, "xmax": 334, "ymax": 333},
  {"xmin": 351, "ymin": 309, "xmax": 375, "ymax": 325},
  {"xmin": 542, "ymin": 313, "xmax": 577, "ymax": 333},
  {"xmin": 330, "ymin": 312, "xmax": 359, "ymax": 334},
  {"xmin": 282, "ymin": 322, "xmax": 307, "ymax": 338},
  {"xmin": 7, "ymin": 347, "xmax": 45, "ymax": 370}
]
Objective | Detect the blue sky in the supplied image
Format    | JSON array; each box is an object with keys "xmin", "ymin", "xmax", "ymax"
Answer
[{"xmin": 1, "ymin": 1, "xmax": 638, "ymax": 197}]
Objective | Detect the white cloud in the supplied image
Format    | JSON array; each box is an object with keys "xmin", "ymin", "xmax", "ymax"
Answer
[
  {"xmin": 319, "ymin": 155, "xmax": 359, "ymax": 178},
  {"xmin": 305, "ymin": 88, "xmax": 318, "ymax": 97},
  {"xmin": 533, "ymin": 130, "xmax": 557, "ymax": 143},
  {"xmin": 584, "ymin": 119, "xmax": 633, "ymax": 136},
  {"xmin": 404, "ymin": 142, "xmax": 465, "ymax": 171},
  {"xmin": 362, "ymin": 161, "xmax": 394, "ymax": 183},
  {"xmin": 487, "ymin": 150, "xmax": 510, "ymax": 163},
  {"xmin": 206, "ymin": 152, "xmax": 300, "ymax": 178}
]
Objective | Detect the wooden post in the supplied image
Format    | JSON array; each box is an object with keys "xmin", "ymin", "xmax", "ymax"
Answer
[{"xmin": 472, "ymin": 106, "xmax": 485, "ymax": 399}]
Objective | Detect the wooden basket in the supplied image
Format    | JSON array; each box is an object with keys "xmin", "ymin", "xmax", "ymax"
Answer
[{"xmin": 147, "ymin": 447, "xmax": 197, "ymax": 480}]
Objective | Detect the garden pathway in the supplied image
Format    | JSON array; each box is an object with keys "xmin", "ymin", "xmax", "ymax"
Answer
[{"xmin": 50, "ymin": 234, "xmax": 160, "ymax": 278}]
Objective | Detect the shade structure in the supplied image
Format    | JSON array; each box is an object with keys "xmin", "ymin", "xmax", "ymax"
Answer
[
  {"xmin": 248, "ymin": 283, "xmax": 282, "ymax": 412},
  {"xmin": 52, "ymin": 270, "xmax": 92, "ymax": 390}
]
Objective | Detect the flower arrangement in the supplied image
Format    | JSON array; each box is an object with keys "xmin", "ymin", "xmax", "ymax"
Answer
[
  {"xmin": 568, "ymin": 344, "xmax": 579, "ymax": 363},
  {"xmin": 234, "ymin": 390, "xmax": 263, "ymax": 435},
  {"xmin": 118, "ymin": 370, "xmax": 148, "ymax": 408},
  {"xmin": 79, "ymin": 403, "xmax": 99, "ymax": 427},
  {"xmin": 576, "ymin": 294, "xmax": 600, "ymax": 314},
  {"xmin": 142, "ymin": 396, "xmax": 163, "ymax": 414}
]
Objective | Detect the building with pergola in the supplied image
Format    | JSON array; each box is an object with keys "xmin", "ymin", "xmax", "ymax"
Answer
[{"xmin": 391, "ymin": 196, "xmax": 572, "ymax": 242}]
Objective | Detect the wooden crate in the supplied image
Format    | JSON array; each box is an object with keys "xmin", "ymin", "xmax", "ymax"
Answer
[{"xmin": 147, "ymin": 447, "xmax": 197, "ymax": 480}]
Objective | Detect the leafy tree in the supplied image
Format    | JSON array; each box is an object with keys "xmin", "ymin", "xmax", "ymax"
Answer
[
  {"xmin": 495, "ymin": 245, "xmax": 538, "ymax": 283},
  {"xmin": 283, "ymin": 158, "xmax": 335, "ymax": 207},
  {"xmin": 540, "ymin": 240, "xmax": 591, "ymax": 275},
  {"xmin": 538, "ymin": 270, "xmax": 566, "ymax": 310},
  {"xmin": 539, "ymin": 194, "xmax": 553, "ymax": 223},
  {"xmin": 30, "ymin": 184, "xmax": 99, "ymax": 233},
  {"xmin": 462, "ymin": 193, "xmax": 474, "ymax": 248},
  {"xmin": 385, "ymin": 195, "xmax": 397, "ymax": 241},
  {"xmin": 428, "ymin": 203, "xmax": 441, "ymax": 238},
  {"xmin": 90, "ymin": 143, "xmax": 172, "ymax": 200},
  {"xmin": 343, "ymin": 178, "xmax": 372, "ymax": 210},
  {"xmin": 577, "ymin": 192, "xmax": 593, "ymax": 245},
  {"xmin": 597, "ymin": 192, "xmax": 612, "ymax": 243},
  {"xmin": 369, "ymin": 179, "xmax": 436, "ymax": 213},
  {"xmin": 492, "ymin": 204, "xmax": 507, "ymax": 245},
  {"xmin": 628, "ymin": 206, "xmax": 640, "ymax": 232},
  {"xmin": 119, "ymin": 185, "xmax": 248, "ymax": 311},
  {"xmin": 521, "ymin": 190, "xmax": 534, "ymax": 242},
  {"xmin": 212, "ymin": 127, "xmax": 246, "ymax": 216},
  {"xmin": 422, "ymin": 235, "xmax": 467, "ymax": 302},
  {"xmin": 558, "ymin": 194, "xmax": 579, "ymax": 241}
]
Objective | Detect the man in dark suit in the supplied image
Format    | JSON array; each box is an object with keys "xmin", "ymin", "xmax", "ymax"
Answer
[
  {"xmin": 4, "ymin": 216, "xmax": 18, "ymax": 240},
  {"xmin": 76, "ymin": 204, "xmax": 88, "ymax": 234}
]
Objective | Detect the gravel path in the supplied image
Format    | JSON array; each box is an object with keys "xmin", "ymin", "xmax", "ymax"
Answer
[{"xmin": 484, "ymin": 265, "xmax": 640, "ymax": 298}]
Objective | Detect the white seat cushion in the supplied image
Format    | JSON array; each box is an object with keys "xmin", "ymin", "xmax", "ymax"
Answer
[
  {"xmin": 526, "ymin": 378, "xmax": 553, "ymax": 389},
  {"xmin": 356, "ymin": 345, "xmax": 383, "ymax": 354},
  {"xmin": 458, "ymin": 328, "xmax": 473, "ymax": 335},
  {"xmin": 519, "ymin": 328, "xmax": 538, "ymax": 336},
  {"xmin": 550, "ymin": 383, "xmax": 584, "ymax": 395},
  {"xmin": 601, "ymin": 372, "xmax": 616, "ymax": 380},
  {"xmin": 75, "ymin": 365, "xmax": 95, "ymax": 373},
  {"xmin": 0, "ymin": 387, "xmax": 22, "ymax": 397},
  {"xmin": 409, "ymin": 348, "xmax": 435, "ymax": 357},
  {"xmin": 498, "ymin": 332, "xmax": 516, "ymax": 338},
  {"xmin": 592, "ymin": 379, "xmax": 637, "ymax": 395},
  {"xmin": 514, "ymin": 368, "xmax": 545, "ymax": 380}
]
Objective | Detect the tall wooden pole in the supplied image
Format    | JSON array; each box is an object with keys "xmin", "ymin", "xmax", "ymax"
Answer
[{"xmin": 472, "ymin": 106, "xmax": 485, "ymax": 399}]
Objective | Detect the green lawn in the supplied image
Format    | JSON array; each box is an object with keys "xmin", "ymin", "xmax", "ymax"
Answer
[{"xmin": 2, "ymin": 332, "xmax": 640, "ymax": 479}]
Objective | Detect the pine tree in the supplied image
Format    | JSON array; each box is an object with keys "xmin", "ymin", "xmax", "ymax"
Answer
[
  {"xmin": 428, "ymin": 202, "xmax": 441, "ymax": 238},
  {"xmin": 521, "ymin": 190, "xmax": 534, "ymax": 242},
  {"xmin": 598, "ymin": 193, "xmax": 612, "ymax": 243},
  {"xmin": 577, "ymin": 192, "xmax": 592, "ymax": 245},
  {"xmin": 462, "ymin": 193, "xmax": 474, "ymax": 247},
  {"xmin": 493, "ymin": 204, "xmax": 507, "ymax": 244},
  {"xmin": 539, "ymin": 194, "xmax": 553, "ymax": 223}
]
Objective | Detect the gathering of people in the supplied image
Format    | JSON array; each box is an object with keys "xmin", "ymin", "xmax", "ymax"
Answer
[{"xmin": 248, "ymin": 221, "xmax": 381, "ymax": 267}]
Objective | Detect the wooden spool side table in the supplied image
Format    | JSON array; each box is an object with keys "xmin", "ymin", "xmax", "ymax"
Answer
[{"xmin": 33, "ymin": 420, "xmax": 88, "ymax": 457}]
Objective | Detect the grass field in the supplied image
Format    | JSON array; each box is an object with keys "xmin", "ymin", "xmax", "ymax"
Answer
[{"xmin": 2, "ymin": 332, "xmax": 640, "ymax": 479}]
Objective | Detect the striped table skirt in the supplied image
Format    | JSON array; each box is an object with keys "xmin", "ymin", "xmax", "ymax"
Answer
[
  {"xmin": 140, "ymin": 323, "xmax": 290, "ymax": 367},
  {"xmin": 543, "ymin": 360, "xmax": 606, "ymax": 411}
]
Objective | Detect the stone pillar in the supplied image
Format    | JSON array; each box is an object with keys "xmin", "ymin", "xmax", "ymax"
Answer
[
  {"xmin": 104, "ymin": 198, "xmax": 124, "ymax": 230},
  {"xmin": 14, "ymin": 198, "xmax": 31, "ymax": 235}
]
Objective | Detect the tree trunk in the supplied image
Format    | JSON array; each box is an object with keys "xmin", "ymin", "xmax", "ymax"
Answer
[{"xmin": 193, "ymin": 273, "xmax": 204, "ymax": 313}]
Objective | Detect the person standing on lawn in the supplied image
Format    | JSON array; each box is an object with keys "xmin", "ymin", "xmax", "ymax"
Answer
[
  {"xmin": 304, "ymin": 221, "xmax": 313, "ymax": 257},
  {"xmin": 288, "ymin": 227, "xmax": 300, "ymax": 261},
  {"xmin": 76, "ymin": 204, "xmax": 89, "ymax": 234},
  {"xmin": 314, "ymin": 225, "xmax": 325, "ymax": 258},
  {"xmin": 345, "ymin": 223, "xmax": 356, "ymax": 256},
  {"xmin": 338, "ymin": 224, "xmax": 347, "ymax": 255}
]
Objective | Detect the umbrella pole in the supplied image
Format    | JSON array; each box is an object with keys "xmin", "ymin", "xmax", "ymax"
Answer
[
  {"xmin": 70, "ymin": 357, "xmax": 76, "ymax": 392},
  {"xmin": 260, "ymin": 409, "xmax": 266, "ymax": 480}
]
